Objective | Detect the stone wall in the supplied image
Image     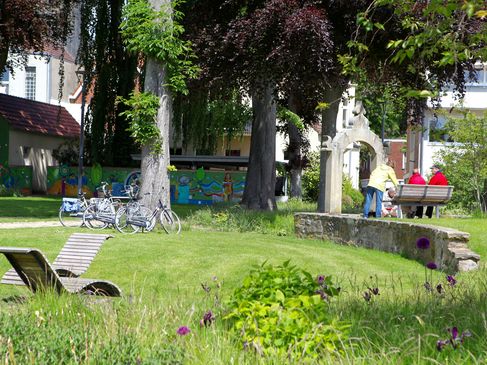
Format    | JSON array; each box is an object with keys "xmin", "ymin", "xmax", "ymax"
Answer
[{"xmin": 295, "ymin": 213, "xmax": 480, "ymax": 273}]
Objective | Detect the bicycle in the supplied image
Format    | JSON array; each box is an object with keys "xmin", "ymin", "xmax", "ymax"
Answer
[
  {"xmin": 82, "ymin": 182, "xmax": 122, "ymax": 230},
  {"xmin": 114, "ymin": 188, "xmax": 181, "ymax": 235},
  {"xmin": 59, "ymin": 192, "xmax": 89, "ymax": 227}
]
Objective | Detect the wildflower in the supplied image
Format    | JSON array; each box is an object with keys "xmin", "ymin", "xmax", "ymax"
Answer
[
  {"xmin": 436, "ymin": 327, "xmax": 472, "ymax": 351},
  {"xmin": 177, "ymin": 326, "xmax": 190, "ymax": 336},
  {"xmin": 446, "ymin": 275, "xmax": 457, "ymax": 286},
  {"xmin": 426, "ymin": 262, "xmax": 438, "ymax": 270},
  {"xmin": 436, "ymin": 339, "xmax": 448, "ymax": 351},
  {"xmin": 369, "ymin": 287, "xmax": 380, "ymax": 296},
  {"xmin": 363, "ymin": 291, "xmax": 371, "ymax": 302},
  {"xmin": 317, "ymin": 275, "xmax": 325, "ymax": 284},
  {"xmin": 315, "ymin": 289, "xmax": 328, "ymax": 301},
  {"xmin": 200, "ymin": 310, "xmax": 215, "ymax": 327},
  {"xmin": 416, "ymin": 237, "xmax": 430, "ymax": 250},
  {"xmin": 436, "ymin": 283, "xmax": 443, "ymax": 294},
  {"xmin": 424, "ymin": 282, "xmax": 432, "ymax": 291},
  {"xmin": 201, "ymin": 283, "xmax": 211, "ymax": 293}
]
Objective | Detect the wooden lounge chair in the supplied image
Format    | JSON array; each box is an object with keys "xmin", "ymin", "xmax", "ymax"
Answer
[
  {"xmin": 1, "ymin": 233, "xmax": 112, "ymax": 285},
  {"xmin": 0, "ymin": 247, "xmax": 121, "ymax": 296}
]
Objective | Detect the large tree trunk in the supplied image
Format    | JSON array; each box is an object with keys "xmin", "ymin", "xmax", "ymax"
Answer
[
  {"xmin": 317, "ymin": 87, "xmax": 344, "ymax": 212},
  {"xmin": 241, "ymin": 83, "xmax": 277, "ymax": 211},
  {"xmin": 140, "ymin": 58, "xmax": 172, "ymax": 210}
]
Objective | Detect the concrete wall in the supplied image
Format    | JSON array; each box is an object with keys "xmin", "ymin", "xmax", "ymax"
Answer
[{"xmin": 295, "ymin": 213, "xmax": 480, "ymax": 273}]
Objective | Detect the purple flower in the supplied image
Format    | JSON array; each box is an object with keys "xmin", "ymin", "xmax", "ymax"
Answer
[
  {"xmin": 201, "ymin": 283, "xmax": 211, "ymax": 293},
  {"xmin": 317, "ymin": 275, "xmax": 325, "ymax": 284},
  {"xmin": 416, "ymin": 237, "xmax": 430, "ymax": 250},
  {"xmin": 315, "ymin": 289, "xmax": 328, "ymax": 301},
  {"xmin": 370, "ymin": 287, "xmax": 380, "ymax": 296},
  {"xmin": 436, "ymin": 339, "xmax": 448, "ymax": 351},
  {"xmin": 436, "ymin": 283, "xmax": 443, "ymax": 294},
  {"xmin": 446, "ymin": 275, "xmax": 457, "ymax": 286},
  {"xmin": 176, "ymin": 326, "xmax": 190, "ymax": 336},
  {"xmin": 200, "ymin": 310, "xmax": 215, "ymax": 327},
  {"xmin": 363, "ymin": 291, "xmax": 371, "ymax": 302},
  {"xmin": 426, "ymin": 262, "xmax": 438, "ymax": 270},
  {"xmin": 424, "ymin": 282, "xmax": 432, "ymax": 291}
]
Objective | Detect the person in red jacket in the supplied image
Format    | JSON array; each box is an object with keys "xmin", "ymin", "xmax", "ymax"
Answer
[
  {"xmin": 426, "ymin": 164, "xmax": 448, "ymax": 218},
  {"xmin": 407, "ymin": 168, "xmax": 426, "ymax": 218}
]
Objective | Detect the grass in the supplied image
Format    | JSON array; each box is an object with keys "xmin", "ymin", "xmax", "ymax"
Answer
[{"xmin": 0, "ymin": 196, "xmax": 486, "ymax": 363}]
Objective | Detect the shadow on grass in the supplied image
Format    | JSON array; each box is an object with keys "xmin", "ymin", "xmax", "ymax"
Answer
[{"xmin": 0, "ymin": 196, "xmax": 60, "ymax": 219}]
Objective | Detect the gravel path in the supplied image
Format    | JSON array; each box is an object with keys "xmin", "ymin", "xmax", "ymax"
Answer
[{"xmin": 0, "ymin": 221, "xmax": 79, "ymax": 229}]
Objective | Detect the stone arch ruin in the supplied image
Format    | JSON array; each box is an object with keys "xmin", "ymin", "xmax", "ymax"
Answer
[{"xmin": 322, "ymin": 102, "xmax": 385, "ymax": 213}]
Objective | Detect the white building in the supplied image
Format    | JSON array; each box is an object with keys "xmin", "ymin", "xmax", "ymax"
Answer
[
  {"xmin": 421, "ymin": 62, "xmax": 487, "ymax": 175},
  {"xmin": 0, "ymin": 47, "xmax": 82, "ymax": 123}
]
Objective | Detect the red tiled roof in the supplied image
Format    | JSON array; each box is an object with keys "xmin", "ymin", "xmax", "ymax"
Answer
[{"xmin": 0, "ymin": 94, "xmax": 80, "ymax": 138}]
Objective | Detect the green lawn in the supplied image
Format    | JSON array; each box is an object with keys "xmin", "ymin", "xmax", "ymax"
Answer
[{"xmin": 0, "ymin": 197, "xmax": 486, "ymax": 363}]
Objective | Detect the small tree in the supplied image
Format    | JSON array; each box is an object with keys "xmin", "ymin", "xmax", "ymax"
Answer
[{"xmin": 438, "ymin": 111, "xmax": 487, "ymax": 213}]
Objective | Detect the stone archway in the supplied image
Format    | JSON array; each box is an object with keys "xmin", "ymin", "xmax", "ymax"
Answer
[{"xmin": 322, "ymin": 103, "xmax": 385, "ymax": 213}]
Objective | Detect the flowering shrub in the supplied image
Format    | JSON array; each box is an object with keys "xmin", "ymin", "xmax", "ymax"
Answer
[{"xmin": 224, "ymin": 261, "xmax": 349, "ymax": 359}]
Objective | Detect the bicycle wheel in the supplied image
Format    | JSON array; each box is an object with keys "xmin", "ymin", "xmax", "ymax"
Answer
[
  {"xmin": 83, "ymin": 204, "xmax": 108, "ymax": 230},
  {"xmin": 114, "ymin": 206, "xmax": 141, "ymax": 234},
  {"xmin": 59, "ymin": 206, "xmax": 84, "ymax": 227},
  {"xmin": 159, "ymin": 209, "xmax": 181, "ymax": 234}
]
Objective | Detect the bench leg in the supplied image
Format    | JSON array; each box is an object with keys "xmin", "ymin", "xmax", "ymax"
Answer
[
  {"xmin": 435, "ymin": 206, "xmax": 440, "ymax": 218},
  {"xmin": 398, "ymin": 205, "xmax": 402, "ymax": 219}
]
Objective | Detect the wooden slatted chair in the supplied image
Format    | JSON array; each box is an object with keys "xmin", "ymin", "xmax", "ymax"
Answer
[
  {"xmin": 392, "ymin": 184, "xmax": 454, "ymax": 218},
  {"xmin": 0, "ymin": 247, "xmax": 121, "ymax": 296},
  {"xmin": 1, "ymin": 233, "xmax": 112, "ymax": 285}
]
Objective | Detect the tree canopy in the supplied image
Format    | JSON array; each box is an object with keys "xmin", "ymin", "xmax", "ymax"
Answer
[{"xmin": 0, "ymin": 0, "xmax": 74, "ymax": 73}]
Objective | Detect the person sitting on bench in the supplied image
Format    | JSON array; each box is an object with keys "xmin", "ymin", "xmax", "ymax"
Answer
[{"xmin": 425, "ymin": 164, "xmax": 448, "ymax": 218}]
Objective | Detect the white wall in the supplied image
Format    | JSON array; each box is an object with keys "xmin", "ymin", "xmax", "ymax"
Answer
[
  {"xmin": 7, "ymin": 55, "xmax": 51, "ymax": 103},
  {"xmin": 9, "ymin": 130, "xmax": 64, "ymax": 192}
]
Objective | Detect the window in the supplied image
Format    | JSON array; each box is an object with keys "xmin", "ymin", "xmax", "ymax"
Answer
[{"xmin": 25, "ymin": 66, "xmax": 36, "ymax": 100}]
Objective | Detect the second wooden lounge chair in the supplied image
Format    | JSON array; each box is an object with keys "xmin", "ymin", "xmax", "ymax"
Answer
[
  {"xmin": 1, "ymin": 233, "xmax": 112, "ymax": 285},
  {"xmin": 0, "ymin": 247, "xmax": 121, "ymax": 297}
]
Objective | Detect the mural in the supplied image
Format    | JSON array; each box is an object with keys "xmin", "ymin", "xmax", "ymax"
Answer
[
  {"xmin": 46, "ymin": 165, "xmax": 246, "ymax": 205},
  {"xmin": 0, "ymin": 164, "xmax": 32, "ymax": 194}
]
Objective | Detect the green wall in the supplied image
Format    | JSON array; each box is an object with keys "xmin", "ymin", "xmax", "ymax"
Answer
[{"xmin": 0, "ymin": 118, "xmax": 9, "ymax": 166}]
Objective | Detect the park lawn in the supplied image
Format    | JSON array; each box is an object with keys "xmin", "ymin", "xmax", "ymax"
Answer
[
  {"xmin": 0, "ymin": 196, "xmax": 205, "ymax": 222},
  {"xmin": 0, "ymin": 196, "xmax": 61, "ymax": 222},
  {"xmin": 0, "ymin": 227, "xmax": 434, "ymax": 299},
  {"xmin": 0, "ymin": 226, "xmax": 485, "ymax": 363}
]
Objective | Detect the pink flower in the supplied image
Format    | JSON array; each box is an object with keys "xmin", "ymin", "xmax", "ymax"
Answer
[{"xmin": 177, "ymin": 326, "xmax": 190, "ymax": 336}]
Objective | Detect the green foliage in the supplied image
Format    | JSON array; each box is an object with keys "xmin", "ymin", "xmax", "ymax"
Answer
[
  {"xmin": 120, "ymin": 0, "xmax": 199, "ymax": 94},
  {"xmin": 355, "ymin": 76, "xmax": 407, "ymax": 138},
  {"xmin": 437, "ymin": 111, "xmax": 487, "ymax": 212},
  {"xmin": 225, "ymin": 261, "xmax": 348, "ymax": 359},
  {"xmin": 52, "ymin": 139, "xmax": 79, "ymax": 166},
  {"xmin": 118, "ymin": 92, "xmax": 162, "ymax": 154},
  {"xmin": 302, "ymin": 151, "xmax": 364, "ymax": 211},
  {"xmin": 173, "ymin": 91, "xmax": 251, "ymax": 153},
  {"xmin": 276, "ymin": 106, "xmax": 304, "ymax": 130}
]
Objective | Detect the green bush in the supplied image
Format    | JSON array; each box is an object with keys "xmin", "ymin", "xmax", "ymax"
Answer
[
  {"xmin": 302, "ymin": 151, "xmax": 364, "ymax": 210},
  {"xmin": 224, "ymin": 261, "xmax": 349, "ymax": 360}
]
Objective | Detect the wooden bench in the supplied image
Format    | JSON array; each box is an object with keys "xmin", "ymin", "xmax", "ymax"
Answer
[{"xmin": 391, "ymin": 184, "xmax": 454, "ymax": 218}]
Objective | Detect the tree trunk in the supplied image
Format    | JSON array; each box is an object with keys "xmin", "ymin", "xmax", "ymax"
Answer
[
  {"xmin": 139, "ymin": 0, "xmax": 172, "ymax": 210},
  {"xmin": 317, "ymin": 87, "xmax": 344, "ymax": 212},
  {"xmin": 287, "ymin": 95, "xmax": 303, "ymax": 199},
  {"xmin": 140, "ymin": 58, "xmax": 172, "ymax": 210},
  {"xmin": 241, "ymin": 83, "xmax": 277, "ymax": 211}
]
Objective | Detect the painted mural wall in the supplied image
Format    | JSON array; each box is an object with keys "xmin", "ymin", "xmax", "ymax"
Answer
[
  {"xmin": 46, "ymin": 165, "xmax": 246, "ymax": 205},
  {"xmin": 0, "ymin": 165, "xmax": 32, "ymax": 194}
]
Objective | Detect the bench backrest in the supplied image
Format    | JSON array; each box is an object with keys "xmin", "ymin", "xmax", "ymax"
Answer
[
  {"xmin": 393, "ymin": 184, "xmax": 454, "ymax": 204},
  {"xmin": 0, "ymin": 247, "xmax": 65, "ymax": 293}
]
